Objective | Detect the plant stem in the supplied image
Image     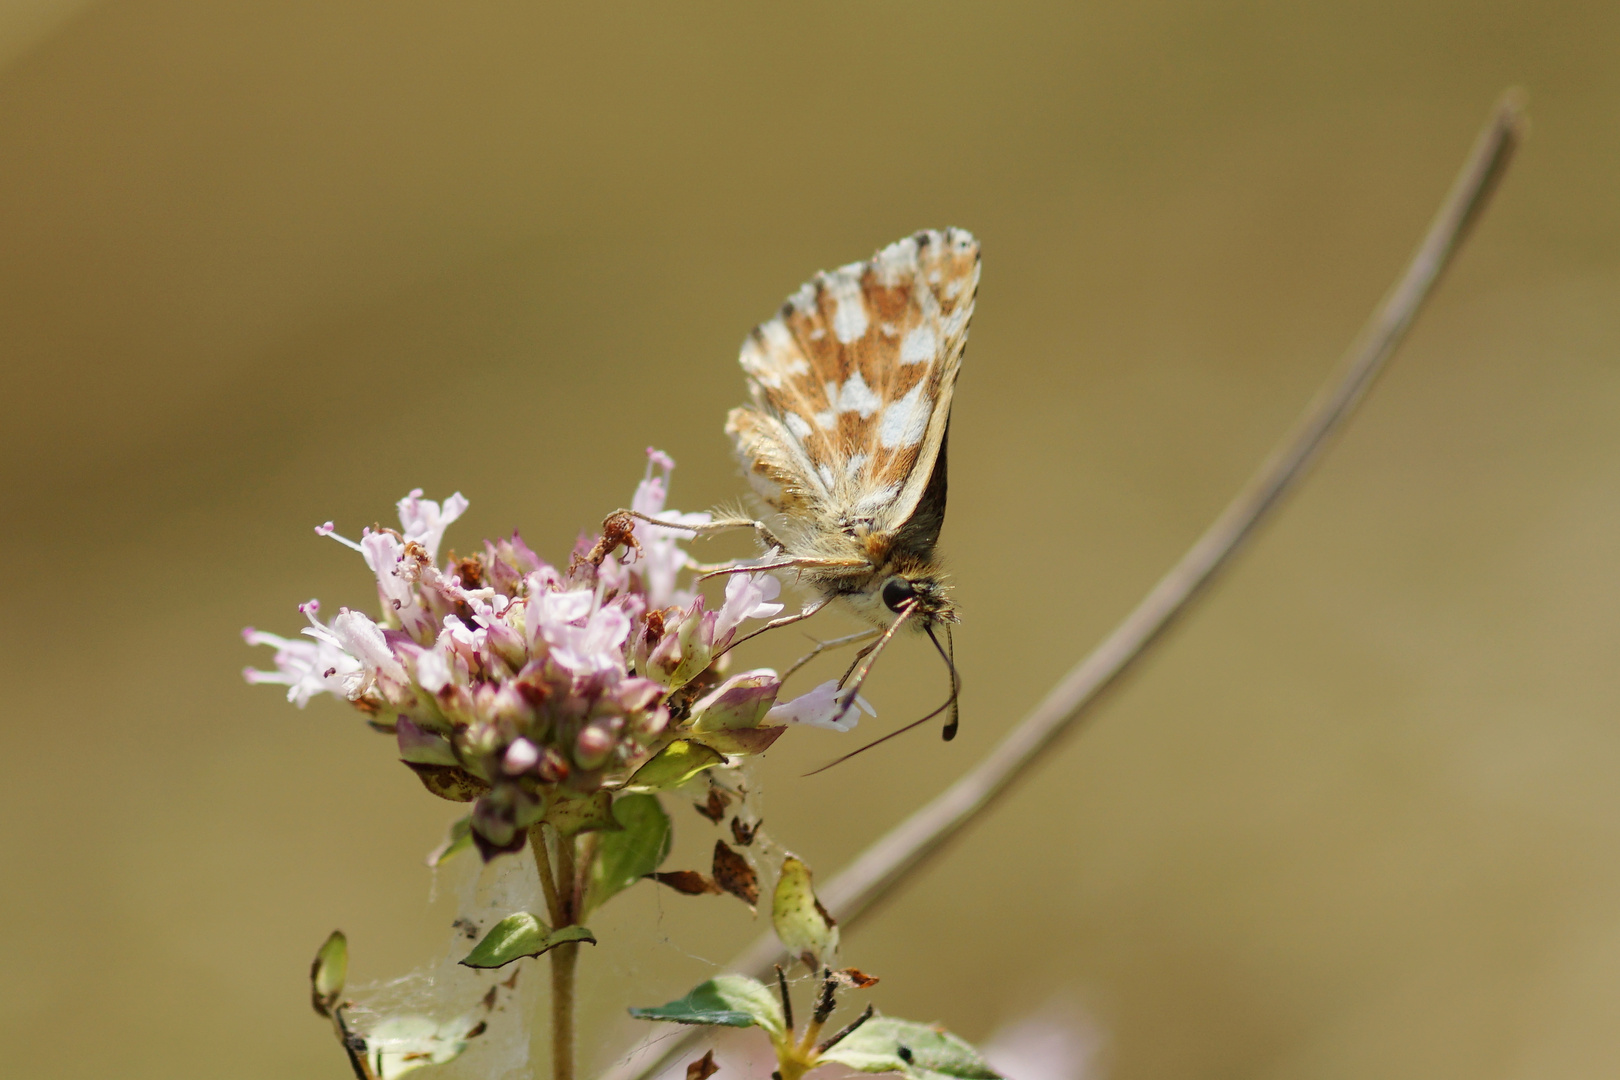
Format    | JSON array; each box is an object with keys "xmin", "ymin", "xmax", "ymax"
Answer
[
  {"xmin": 597, "ymin": 89, "xmax": 1526, "ymax": 1080},
  {"xmin": 533, "ymin": 824, "xmax": 582, "ymax": 1080},
  {"xmin": 551, "ymin": 938, "xmax": 580, "ymax": 1080},
  {"xmin": 530, "ymin": 824, "xmax": 565, "ymax": 928},
  {"xmin": 555, "ymin": 830, "xmax": 578, "ymax": 924}
]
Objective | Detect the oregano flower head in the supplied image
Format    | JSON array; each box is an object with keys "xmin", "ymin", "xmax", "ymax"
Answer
[{"xmin": 245, "ymin": 450, "xmax": 863, "ymax": 859}]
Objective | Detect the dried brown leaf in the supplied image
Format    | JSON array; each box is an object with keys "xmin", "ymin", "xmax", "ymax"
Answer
[
  {"xmin": 712, "ymin": 840, "xmax": 759, "ymax": 908},
  {"xmin": 404, "ymin": 762, "xmax": 490, "ymax": 803},
  {"xmin": 833, "ymin": 967, "xmax": 880, "ymax": 989},
  {"xmin": 685, "ymin": 1050, "xmax": 719, "ymax": 1080},
  {"xmin": 694, "ymin": 787, "xmax": 730, "ymax": 824},
  {"xmin": 647, "ymin": 870, "xmax": 723, "ymax": 896}
]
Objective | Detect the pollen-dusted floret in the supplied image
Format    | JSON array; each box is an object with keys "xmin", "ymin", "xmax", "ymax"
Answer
[{"xmin": 244, "ymin": 449, "xmax": 866, "ymax": 860}]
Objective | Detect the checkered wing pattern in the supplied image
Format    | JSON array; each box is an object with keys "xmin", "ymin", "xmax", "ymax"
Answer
[{"xmin": 725, "ymin": 228, "xmax": 979, "ymax": 541}]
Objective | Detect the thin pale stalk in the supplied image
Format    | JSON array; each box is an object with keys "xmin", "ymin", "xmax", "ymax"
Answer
[
  {"xmin": 574, "ymin": 831, "xmax": 601, "ymax": 919},
  {"xmin": 551, "ymin": 940, "xmax": 580, "ymax": 1080},
  {"xmin": 555, "ymin": 831, "xmax": 578, "ymax": 924},
  {"xmin": 535, "ymin": 824, "xmax": 583, "ymax": 1080},
  {"xmin": 529, "ymin": 824, "xmax": 565, "ymax": 928},
  {"xmin": 598, "ymin": 91, "xmax": 1525, "ymax": 1080}
]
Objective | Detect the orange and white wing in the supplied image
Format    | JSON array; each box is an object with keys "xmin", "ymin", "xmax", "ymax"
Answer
[{"xmin": 725, "ymin": 228, "xmax": 979, "ymax": 536}]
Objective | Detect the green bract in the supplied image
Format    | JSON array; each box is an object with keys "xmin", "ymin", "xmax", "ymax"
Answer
[
  {"xmin": 818, "ymin": 1016, "xmax": 1002, "ymax": 1079},
  {"xmin": 543, "ymin": 789, "xmax": 618, "ymax": 837},
  {"xmin": 625, "ymin": 739, "xmax": 727, "ymax": 792},
  {"xmin": 629, "ymin": 975, "xmax": 786, "ymax": 1038},
  {"xmin": 459, "ymin": 913, "xmax": 597, "ymax": 969},
  {"xmin": 426, "ymin": 814, "xmax": 474, "ymax": 866},
  {"xmin": 309, "ymin": 930, "xmax": 347, "ymax": 1018},
  {"xmin": 586, "ymin": 793, "xmax": 672, "ymax": 913},
  {"xmin": 364, "ymin": 1014, "xmax": 474, "ymax": 1080},
  {"xmin": 772, "ymin": 855, "xmax": 838, "ymax": 968}
]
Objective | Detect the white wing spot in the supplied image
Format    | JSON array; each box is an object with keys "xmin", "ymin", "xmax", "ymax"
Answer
[
  {"xmin": 816, "ymin": 463, "xmax": 837, "ymax": 490},
  {"xmin": 879, "ymin": 380, "xmax": 932, "ymax": 449},
  {"xmin": 809, "ymin": 327, "xmax": 826, "ymax": 341},
  {"xmin": 828, "ymin": 274, "xmax": 869, "ymax": 344},
  {"xmin": 741, "ymin": 350, "xmax": 782, "ymax": 389},
  {"xmin": 873, "ymin": 237, "xmax": 919, "ymax": 284},
  {"xmin": 880, "ymin": 321, "xmax": 900, "ymax": 338},
  {"xmin": 845, "ymin": 452, "xmax": 870, "ymax": 478},
  {"xmin": 741, "ymin": 325, "xmax": 811, "ymax": 389},
  {"xmin": 851, "ymin": 482, "xmax": 900, "ymax": 516},
  {"xmin": 761, "ymin": 319, "xmax": 796, "ymax": 351},
  {"xmin": 813, "ymin": 410, "xmax": 836, "ymax": 430},
  {"xmin": 784, "ymin": 413, "xmax": 813, "ymax": 441},
  {"xmin": 836, "ymin": 370, "xmax": 881, "ymax": 418},
  {"xmin": 899, "ymin": 325, "xmax": 937, "ymax": 365}
]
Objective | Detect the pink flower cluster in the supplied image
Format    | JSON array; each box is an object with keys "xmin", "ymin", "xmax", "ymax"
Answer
[{"xmin": 244, "ymin": 452, "xmax": 863, "ymax": 858}]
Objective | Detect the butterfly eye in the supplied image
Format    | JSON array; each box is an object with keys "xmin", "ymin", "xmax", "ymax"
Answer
[{"xmin": 881, "ymin": 577, "xmax": 917, "ymax": 613}]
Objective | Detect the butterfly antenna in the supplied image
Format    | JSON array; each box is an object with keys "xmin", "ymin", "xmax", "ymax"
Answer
[
  {"xmin": 801, "ymin": 693, "xmax": 958, "ymax": 777},
  {"xmin": 822, "ymin": 601, "xmax": 916, "ymax": 727},
  {"xmin": 928, "ymin": 623, "xmax": 961, "ymax": 742},
  {"xmin": 801, "ymin": 611, "xmax": 959, "ymax": 777}
]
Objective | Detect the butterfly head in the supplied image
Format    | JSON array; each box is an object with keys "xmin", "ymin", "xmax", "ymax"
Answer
[{"xmin": 878, "ymin": 566, "xmax": 957, "ymax": 628}]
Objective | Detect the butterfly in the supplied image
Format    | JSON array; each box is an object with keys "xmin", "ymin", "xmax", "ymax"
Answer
[{"xmin": 720, "ymin": 228, "xmax": 980, "ymax": 746}]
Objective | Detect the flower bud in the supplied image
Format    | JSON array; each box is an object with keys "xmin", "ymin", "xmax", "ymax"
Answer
[
  {"xmin": 502, "ymin": 737, "xmax": 540, "ymax": 775},
  {"xmin": 640, "ymin": 616, "xmax": 683, "ymax": 687},
  {"xmin": 537, "ymin": 746, "xmax": 571, "ymax": 783},
  {"xmin": 689, "ymin": 670, "xmax": 781, "ymax": 733},
  {"xmin": 574, "ymin": 717, "xmax": 621, "ymax": 770},
  {"xmin": 633, "ymin": 705, "xmax": 670, "ymax": 740},
  {"xmin": 471, "ymin": 793, "xmax": 523, "ymax": 858},
  {"xmin": 665, "ymin": 600, "xmax": 716, "ymax": 689},
  {"xmin": 481, "ymin": 614, "xmax": 528, "ymax": 675}
]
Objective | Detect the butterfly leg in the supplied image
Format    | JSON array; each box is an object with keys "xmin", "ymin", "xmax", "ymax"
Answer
[
  {"xmin": 696, "ymin": 556, "xmax": 868, "ymax": 584},
  {"xmin": 801, "ymin": 603, "xmax": 958, "ymax": 776},
  {"xmin": 713, "ymin": 596, "xmax": 836, "ymax": 661},
  {"xmin": 836, "ymin": 640, "xmax": 882, "ymax": 688},
  {"xmin": 781, "ymin": 627, "xmax": 881, "ymax": 681},
  {"xmin": 825, "ymin": 602, "xmax": 920, "ymax": 724},
  {"xmin": 685, "ymin": 557, "xmax": 751, "ymax": 574},
  {"xmin": 611, "ymin": 509, "xmax": 789, "ymax": 552}
]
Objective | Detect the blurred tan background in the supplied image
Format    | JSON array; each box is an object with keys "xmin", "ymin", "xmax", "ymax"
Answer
[{"xmin": 2, "ymin": 1, "xmax": 1618, "ymax": 1077}]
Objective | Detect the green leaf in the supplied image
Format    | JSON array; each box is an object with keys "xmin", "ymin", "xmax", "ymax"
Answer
[
  {"xmin": 690, "ymin": 725, "xmax": 787, "ymax": 757},
  {"xmin": 309, "ymin": 930, "xmax": 347, "ymax": 1017},
  {"xmin": 425, "ymin": 814, "xmax": 473, "ymax": 867},
  {"xmin": 458, "ymin": 913, "xmax": 596, "ymax": 969},
  {"xmin": 626, "ymin": 740, "xmax": 728, "ymax": 792},
  {"xmin": 364, "ymin": 1014, "xmax": 471, "ymax": 1080},
  {"xmin": 585, "ymin": 794, "xmax": 672, "ymax": 914},
  {"xmin": 629, "ymin": 974, "xmax": 785, "ymax": 1038},
  {"xmin": 818, "ymin": 1016, "xmax": 1002, "ymax": 1079},
  {"xmin": 543, "ymin": 789, "xmax": 617, "ymax": 837},
  {"xmin": 771, "ymin": 855, "xmax": 838, "ymax": 967}
]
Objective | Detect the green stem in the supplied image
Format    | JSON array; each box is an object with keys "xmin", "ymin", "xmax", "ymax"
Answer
[
  {"xmin": 529, "ymin": 824, "xmax": 565, "ymax": 928},
  {"xmin": 550, "ymin": 939, "xmax": 579, "ymax": 1080},
  {"xmin": 530, "ymin": 824, "xmax": 580, "ymax": 1080},
  {"xmin": 546, "ymin": 828, "xmax": 581, "ymax": 1080},
  {"xmin": 555, "ymin": 830, "xmax": 578, "ymax": 924}
]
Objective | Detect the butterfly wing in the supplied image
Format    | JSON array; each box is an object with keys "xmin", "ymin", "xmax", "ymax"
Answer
[{"xmin": 727, "ymin": 228, "xmax": 979, "ymax": 541}]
